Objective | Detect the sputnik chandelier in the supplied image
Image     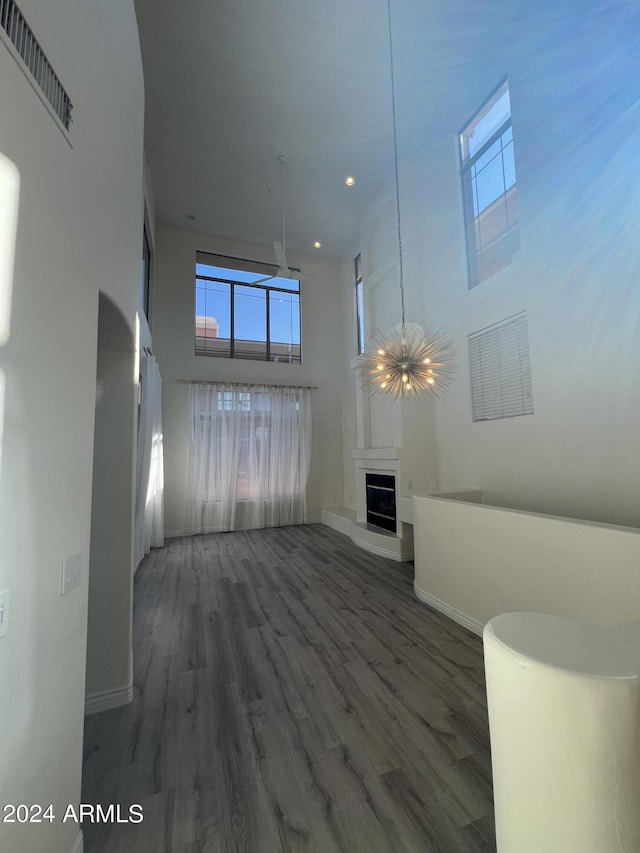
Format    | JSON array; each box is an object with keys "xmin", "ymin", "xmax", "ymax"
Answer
[{"xmin": 359, "ymin": 0, "xmax": 457, "ymax": 400}]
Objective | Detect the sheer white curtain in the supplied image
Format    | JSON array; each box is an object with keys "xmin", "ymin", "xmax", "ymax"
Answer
[
  {"xmin": 134, "ymin": 353, "xmax": 165, "ymax": 566},
  {"xmin": 184, "ymin": 383, "xmax": 312, "ymax": 533}
]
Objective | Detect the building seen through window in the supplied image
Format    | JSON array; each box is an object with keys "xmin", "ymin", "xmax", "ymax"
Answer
[{"xmin": 195, "ymin": 252, "xmax": 301, "ymax": 363}]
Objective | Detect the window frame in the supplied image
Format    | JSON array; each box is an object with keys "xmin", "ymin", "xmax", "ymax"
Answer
[
  {"xmin": 195, "ymin": 252, "xmax": 302, "ymax": 364},
  {"xmin": 355, "ymin": 252, "xmax": 365, "ymax": 355},
  {"xmin": 459, "ymin": 77, "xmax": 519, "ymax": 289},
  {"xmin": 141, "ymin": 223, "xmax": 152, "ymax": 322}
]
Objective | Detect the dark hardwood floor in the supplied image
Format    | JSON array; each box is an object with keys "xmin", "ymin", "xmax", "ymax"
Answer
[{"xmin": 82, "ymin": 524, "xmax": 496, "ymax": 852}]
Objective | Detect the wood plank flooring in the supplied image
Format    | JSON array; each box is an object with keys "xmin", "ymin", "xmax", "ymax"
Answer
[{"xmin": 82, "ymin": 524, "xmax": 496, "ymax": 853}]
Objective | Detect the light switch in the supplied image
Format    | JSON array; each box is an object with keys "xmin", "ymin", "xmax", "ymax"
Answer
[
  {"xmin": 0, "ymin": 588, "xmax": 10, "ymax": 638},
  {"xmin": 61, "ymin": 553, "xmax": 82, "ymax": 595}
]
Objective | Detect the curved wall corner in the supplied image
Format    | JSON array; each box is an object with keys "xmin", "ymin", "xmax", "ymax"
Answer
[
  {"xmin": 484, "ymin": 612, "xmax": 640, "ymax": 852},
  {"xmin": 85, "ymin": 292, "xmax": 137, "ymax": 713}
]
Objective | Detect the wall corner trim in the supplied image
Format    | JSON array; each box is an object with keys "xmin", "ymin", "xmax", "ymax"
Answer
[
  {"xmin": 69, "ymin": 829, "xmax": 84, "ymax": 853},
  {"xmin": 413, "ymin": 582, "xmax": 484, "ymax": 637},
  {"xmin": 84, "ymin": 683, "xmax": 133, "ymax": 716}
]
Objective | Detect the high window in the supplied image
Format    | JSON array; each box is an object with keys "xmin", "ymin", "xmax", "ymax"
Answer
[
  {"xmin": 195, "ymin": 252, "xmax": 301, "ymax": 363},
  {"xmin": 141, "ymin": 224, "xmax": 152, "ymax": 321},
  {"xmin": 460, "ymin": 79, "xmax": 519, "ymax": 288},
  {"xmin": 355, "ymin": 253, "xmax": 365, "ymax": 355}
]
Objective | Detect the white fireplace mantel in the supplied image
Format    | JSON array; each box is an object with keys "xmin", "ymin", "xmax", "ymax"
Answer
[{"xmin": 353, "ymin": 448, "xmax": 400, "ymax": 461}]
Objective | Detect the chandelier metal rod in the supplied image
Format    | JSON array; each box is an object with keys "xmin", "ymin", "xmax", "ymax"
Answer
[{"xmin": 386, "ymin": 0, "xmax": 405, "ymax": 331}]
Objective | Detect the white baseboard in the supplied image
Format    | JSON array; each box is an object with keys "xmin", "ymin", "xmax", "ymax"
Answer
[
  {"xmin": 321, "ymin": 509, "xmax": 352, "ymax": 537},
  {"xmin": 321, "ymin": 509, "xmax": 413, "ymax": 562},
  {"xmin": 165, "ymin": 528, "xmax": 186, "ymax": 538},
  {"xmin": 70, "ymin": 830, "xmax": 83, "ymax": 853},
  {"xmin": 350, "ymin": 531, "xmax": 413, "ymax": 562},
  {"xmin": 413, "ymin": 582, "xmax": 484, "ymax": 637},
  {"xmin": 85, "ymin": 683, "xmax": 133, "ymax": 716}
]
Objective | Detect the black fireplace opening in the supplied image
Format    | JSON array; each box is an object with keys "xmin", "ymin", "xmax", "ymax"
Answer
[{"xmin": 366, "ymin": 473, "xmax": 397, "ymax": 533}]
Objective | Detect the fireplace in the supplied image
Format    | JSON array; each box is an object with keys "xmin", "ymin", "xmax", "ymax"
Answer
[{"xmin": 366, "ymin": 473, "xmax": 397, "ymax": 533}]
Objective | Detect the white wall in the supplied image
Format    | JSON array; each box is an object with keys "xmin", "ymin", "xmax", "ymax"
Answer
[
  {"xmin": 0, "ymin": 2, "xmax": 145, "ymax": 851},
  {"xmin": 336, "ymin": 251, "xmax": 358, "ymax": 509},
  {"xmin": 338, "ymin": 192, "xmax": 441, "ymax": 510},
  {"xmin": 413, "ymin": 494, "xmax": 640, "ymax": 631},
  {"xmin": 85, "ymin": 295, "xmax": 137, "ymax": 707},
  {"xmin": 151, "ymin": 226, "xmax": 344, "ymax": 533},
  {"xmin": 339, "ymin": 2, "xmax": 640, "ymax": 528}
]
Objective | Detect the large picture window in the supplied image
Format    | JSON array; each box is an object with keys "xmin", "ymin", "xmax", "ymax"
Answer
[
  {"xmin": 460, "ymin": 79, "xmax": 519, "ymax": 288},
  {"xmin": 195, "ymin": 252, "xmax": 301, "ymax": 363},
  {"xmin": 184, "ymin": 383, "xmax": 312, "ymax": 533}
]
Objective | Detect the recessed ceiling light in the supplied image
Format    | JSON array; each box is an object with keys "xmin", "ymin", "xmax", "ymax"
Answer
[
  {"xmin": 313, "ymin": 241, "xmax": 322, "ymax": 249},
  {"xmin": 345, "ymin": 176, "xmax": 356, "ymax": 187},
  {"xmin": 186, "ymin": 213, "xmax": 196, "ymax": 221}
]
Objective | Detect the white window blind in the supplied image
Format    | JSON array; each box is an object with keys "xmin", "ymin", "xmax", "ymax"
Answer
[{"xmin": 468, "ymin": 312, "xmax": 533, "ymax": 421}]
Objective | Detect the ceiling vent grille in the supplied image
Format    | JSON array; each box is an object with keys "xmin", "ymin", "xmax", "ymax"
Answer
[
  {"xmin": 468, "ymin": 312, "xmax": 534, "ymax": 421},
  {"xmin": 1, "ymin": 0, "xmax": 73, "ymax": 130}
]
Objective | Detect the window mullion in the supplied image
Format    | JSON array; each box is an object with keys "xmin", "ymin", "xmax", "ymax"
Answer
[
  {"xmin": 266, "ymin": 288, "xmax": 271, "ymax": 362},
  {"xmin": 464, "ymin": 118, "xmax": 512, "ymax": 171},
  {"xmin": 196, "ymin": 254, "xmax": 301, "ymax": 363},
  {"xmin": 230, "ymin": 282, "xmax": 235, "ymax": 359}
]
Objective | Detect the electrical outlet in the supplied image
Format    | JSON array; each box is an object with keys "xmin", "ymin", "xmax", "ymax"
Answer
[
  {"xmin": 0, "ymin": 589, "xmax": 10, "ymax": 639},
  {"xmin": 430, "ymin": 480, "xmax": 437, "ymax": 489},
  {"xmin": 407, "ymin": 480, "xmax": 413, "ymax": 491},
  {"xmin": 61, "ymin": 553, "xmax": 82, "ymax": 595}
]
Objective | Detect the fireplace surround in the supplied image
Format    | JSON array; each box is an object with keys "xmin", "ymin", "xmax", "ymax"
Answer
[{"xmin": 366, "ymin": 473, "xmax": 397, "ymax": 532}]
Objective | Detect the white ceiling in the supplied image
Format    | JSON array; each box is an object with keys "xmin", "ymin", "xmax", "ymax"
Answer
[{"xmin": 133, "ymin": 0, "xmax": 527, "ymax": 262}]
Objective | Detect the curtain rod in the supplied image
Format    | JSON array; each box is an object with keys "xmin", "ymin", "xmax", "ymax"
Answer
[{"xmin": 178, "ymin": 379, "xmax": 318, "ymax": 390}]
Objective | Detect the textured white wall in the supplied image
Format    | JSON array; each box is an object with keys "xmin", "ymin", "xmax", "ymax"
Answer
[
  {"xmin": 151, "ymin": 226, "xmax": 345, "ymax": 533},
  {"xmin": 0, "ymin": 2, "xmax": 144, "ymax": 851},
  {"xmin": 485, "ymin": 612, "xmax": 640, "ymax": 852}
]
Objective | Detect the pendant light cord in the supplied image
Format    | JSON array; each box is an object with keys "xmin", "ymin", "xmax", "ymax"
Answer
[{"xmin": 387, "ymin": 0, "xmax": 405, "ymax": 331}]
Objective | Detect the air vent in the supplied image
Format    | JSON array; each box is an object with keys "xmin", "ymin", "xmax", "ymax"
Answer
[{"xmin": 0, "ymin": 0, "xmax": 73, "ymax": 130}]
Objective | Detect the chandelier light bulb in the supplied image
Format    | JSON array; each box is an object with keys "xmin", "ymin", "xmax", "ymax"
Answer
[{"xmin": 359, "ymin": 323, "xmax": 457, "ymax": 400}]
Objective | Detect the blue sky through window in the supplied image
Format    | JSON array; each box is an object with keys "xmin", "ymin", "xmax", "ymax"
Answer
[
  {"xmin": 462, "ymin": 83, "xmax": 515, "ymax": 217},
  {"xmin": 460, "ymin": 79, "xmax": 519, "ymax": 286},
  {"xmin": 196, "ymin": 263, "xmax": 300, "ymax": 349}
]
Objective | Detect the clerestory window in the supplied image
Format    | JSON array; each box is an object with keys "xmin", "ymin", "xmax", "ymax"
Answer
[
  {"xmin": 355, "ymin": 253, "xmax": 365, "ymax": 355},
  {"xmin": 460, "ymin": 79, "xmax": 519, "ymax": 288},
  {"xmin": 195, "ymin": 252, "xmax": 301, "ymax": 363}
]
